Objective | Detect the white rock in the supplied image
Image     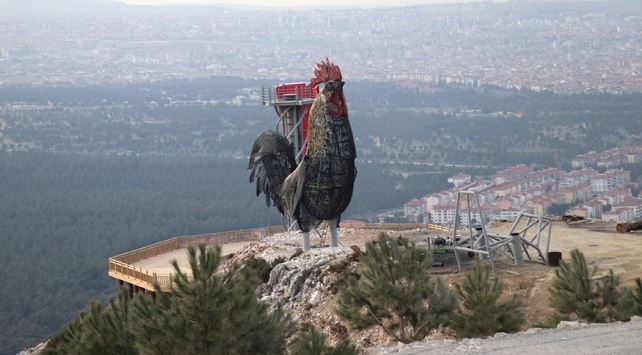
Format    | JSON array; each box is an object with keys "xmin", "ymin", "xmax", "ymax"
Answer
[
  {"xmin": 309, "ymin": 289, "xmax": 322, "ymax": 305},
  {"xmin": 259, "ymin": 245, "xmax": 352, "ymax": 314},
  {"xmin": 557, "ymin": 320, "xmax": 588, "ymax": 329},
  {"xmin": 524, "ymin": 327, "xmax": 542, "ymax": 334}
]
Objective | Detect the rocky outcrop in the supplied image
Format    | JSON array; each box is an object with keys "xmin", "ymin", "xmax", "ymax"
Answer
[
  {"xmin": 17, "ymin": 341, "xmax": 47, "ymax": 355},
  {"xmin": 259, "ymin": 246, "xmax": 352, "ymax": 319},
  {"xmin": 224, "ymin": 229, "xmax": 392, "ymax": 347}
]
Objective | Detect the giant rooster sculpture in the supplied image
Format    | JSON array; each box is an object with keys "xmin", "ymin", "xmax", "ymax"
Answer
[{"xmin": 248, "ymin": 59, "xmax": 356, "ymax": 250}]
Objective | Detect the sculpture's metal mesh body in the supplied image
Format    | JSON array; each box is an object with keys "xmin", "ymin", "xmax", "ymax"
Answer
[{"xmin": 300, "ymin": 117, "xmax": 356, "ymax": 223}]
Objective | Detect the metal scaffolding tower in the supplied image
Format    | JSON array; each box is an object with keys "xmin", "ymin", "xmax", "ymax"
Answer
[
  {"xmin": 452, "ymin": 190, "xmax": 499, "ymax": 273},
  {"xmin": 261, "ymin": 82, "xmax": 318, "ymax": 231},
  {"xmin": 261, "ymin": 83, "xmax": 318, "ymax": 164}
]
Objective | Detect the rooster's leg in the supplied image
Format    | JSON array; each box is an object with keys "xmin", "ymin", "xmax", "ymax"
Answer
[
  {"xmin": 329, "ymin": 218, "xmax": 339, "ymax": 247},
  {"xmin": 303, "ymin": 232, "xmax": 310, "ymax": 251}
]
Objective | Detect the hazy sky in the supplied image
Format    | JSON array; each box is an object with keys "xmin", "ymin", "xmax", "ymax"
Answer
[{"xmin": 119, "ymin": 0, "xmax": 502, "ymax": 8}]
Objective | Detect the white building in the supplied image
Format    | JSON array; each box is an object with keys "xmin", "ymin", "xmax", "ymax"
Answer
[{"xmin": 448, "ymin": 173, "xmax": 472, "ymax": 187}]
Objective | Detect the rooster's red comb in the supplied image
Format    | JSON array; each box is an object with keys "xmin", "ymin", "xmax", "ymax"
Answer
[{"xmin": 310, "ymin": 58, "xmax": 342, "ymax": 87}]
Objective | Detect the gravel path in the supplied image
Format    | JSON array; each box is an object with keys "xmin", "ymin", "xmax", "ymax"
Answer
[{"xmin": 375, "ymin": 317, "xmax": 642, "ymax": 355}]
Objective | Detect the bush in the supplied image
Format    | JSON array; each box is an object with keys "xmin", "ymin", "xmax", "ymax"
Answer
[
  {"xmin": 290, "ymin": 324, "xmax": 357, "ymax": 355},
  {"xmin": 336, "ymin": 233, "xmax": 456, "ymax": 343},
  {"xmin": 245, "ymin": 257, "xmax": 272, "ymax": 283},
  {"xmin": 450, "ymin": 261, "xmax": 524, "ymax": 338}
]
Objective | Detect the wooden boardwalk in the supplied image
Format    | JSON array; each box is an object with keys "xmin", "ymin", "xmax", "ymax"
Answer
[{"xmin": 131, "ymin": 241, "xmax": 251, "ymax": 275}]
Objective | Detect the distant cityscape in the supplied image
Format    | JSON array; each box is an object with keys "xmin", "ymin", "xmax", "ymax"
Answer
[
  {"xmin": 399, "ymin": 146, "xmax": 642, "ymax": 225},
  {"xmin": 0, "ymin": 2, "xmax": 640, "ymax": 93}
]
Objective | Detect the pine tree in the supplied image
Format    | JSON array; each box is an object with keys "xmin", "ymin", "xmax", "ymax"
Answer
[
  {"xmin": 450, "ymin": 261, "xmax": 523, "ymax": 338},
  {"xmin": 290, "ymin": 324, "xmax": 357, "ymax": 355},
  {"xmin": 633, "ymin": 278, "xmax": 642, "ymax": 316},
  {"xmin": 548, "ymin": 248, "xmax": 602, "ymax": 322},
  {"xmin": 597, "ymin": 269, "xmax": 620, "ymax": 308},
  {"xmin": 132, "ymin": 244, "xmax": 293, "ymax": 355},
  {"xmin": 596, "ymin": 269, "xmax": 634, "ymax": 322},
  {"xmin": 336, "ymin": 233, "xmax": 456, "ymax": 343},
  {"xmin": 609, "ymin": 288, "xmax": 636, "ymax": 322},
  {"xmin": 43, "ymin": 290, "xmax": 137, "ymax": 355},
  {"xmin": 547, "ymin": 249, "xmax": 635, "ymax": 323}
]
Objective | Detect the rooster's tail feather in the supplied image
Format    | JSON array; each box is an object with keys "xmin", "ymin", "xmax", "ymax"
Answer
[
  {"xmin": 248, "ymin": 131, "xmax": 297, "ymax": 214},
  {"xmin": 280, "ymin": 159, "xmax": 306, "ymax": 218}
]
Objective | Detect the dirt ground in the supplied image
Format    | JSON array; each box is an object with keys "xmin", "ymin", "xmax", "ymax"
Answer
[{"xmin": 488, "ymin": 219, "xmax": 642, "ymax": 326}]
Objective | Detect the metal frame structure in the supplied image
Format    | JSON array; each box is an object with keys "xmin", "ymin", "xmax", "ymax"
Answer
[
  {"xmin": 451, "ymin": 191, "xmax": 555, "ymax": 273},
  {"xmin": 506, "ymin": 212, "xmax": 553, "ymax": 265},
  {"xmin": 261, "ymin": 84, "xmax": 317, "ymax": 164},
  {"xmin": 453, "ymin": 190, "xmax": 532, "ymax": 274},
  {"xmin": 262, "ymin": 83, "xmax": 318, "ymax": 231}
]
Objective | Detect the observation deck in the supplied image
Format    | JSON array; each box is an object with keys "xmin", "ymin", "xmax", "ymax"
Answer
[
  {"xmin": 107, "ymin": 223, "xmax": 451, "ymax": 297},
  {"xmin": 108, "ymin": 226, "xmax": 284, "ymax": 296},
  {"xmin": 261, "ymin": 83, "xmax": 317, "ymax": 107}
]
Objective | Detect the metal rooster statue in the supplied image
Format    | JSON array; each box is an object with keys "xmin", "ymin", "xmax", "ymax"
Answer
[{"xmin": 248, "ymin": 59, "xmax": 356, "ymax": 250}]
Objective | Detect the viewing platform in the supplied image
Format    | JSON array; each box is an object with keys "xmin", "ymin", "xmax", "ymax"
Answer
[
  {"xmin": 108, "ymin": 226, "xmax": 284, "ymax": 296},
  {"xmin": 261, "ymin": 84, "xmax": 317, "ymax": 107},
  {"xmin": 107, "ymin": 223, "xmax": 451, "ymax": 297}
]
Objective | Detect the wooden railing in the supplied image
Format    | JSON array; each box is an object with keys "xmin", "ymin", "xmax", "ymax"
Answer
[
  {"xmin": 107, "ymin": 223, "xmax": 450, "ymax": 292},
  {"xmin": 108, "ymin": 225, "xmax": 285, "ymax": 292},
  {"xmin": 177, "ymin": 226, "xmax": 285, "ymax": 248},
  {"xmin": 108, "ymin": 259, "xmax": 158, "ymax": 288},
  {"xmin": 113, "ymin": 238, "xmax": 180, "ymax": 265},
  {"xmin": 361, "ymin": 223, "xmax": 452, "ymax": 233}
]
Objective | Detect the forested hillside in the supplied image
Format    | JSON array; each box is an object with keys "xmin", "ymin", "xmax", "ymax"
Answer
[{"xmin": 0, "ymin": 153, "xmax": 457, "ymax": 354}]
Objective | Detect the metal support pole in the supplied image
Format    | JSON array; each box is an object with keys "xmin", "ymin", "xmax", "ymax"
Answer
[
  {"xmin": 510, "ymin": 232, "xmax": 524, "ymax": 265},
  {"xmin": 508, "ymin": 213, "xmax": 521, "ymax": 236},
  {"xmin": 476, "ymin": 226, "xmax": 487, "ymax": 260},
  {"xmin": 303, "ymin": 232, "xmax": 310, "ymax": 251},
  {"xmin": 475, "ymin": 192, "xmax": 496, "ymax": 274},
  {"xmin": 330, "ymin": 225, "xmax": 339, "ymax": 247},
  {"xmin": 453, "ymin": 193, "xmax": 463, "ymax": 272},
  {"xmin": 546, "ymin": 220, "xmax": 552, "ymax": 264},
  {"xmin": 466, "ymin": 194, "xmax": 474, "ymax": 244}
]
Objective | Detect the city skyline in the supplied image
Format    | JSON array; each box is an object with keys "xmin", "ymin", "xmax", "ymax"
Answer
[{"xmin": 118, "ymin": 0, "xmax": 506, "ymax": 8}]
